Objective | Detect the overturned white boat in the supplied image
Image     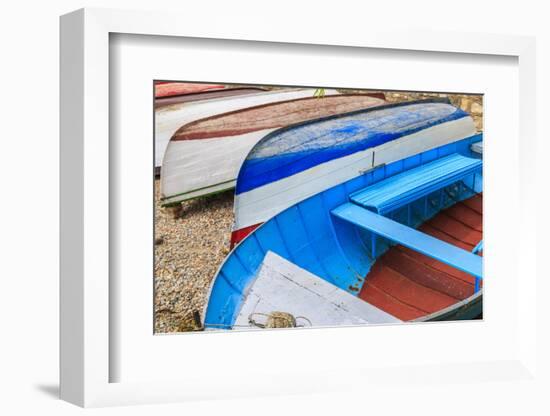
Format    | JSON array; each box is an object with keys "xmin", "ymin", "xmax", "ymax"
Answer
[
  {"xmin": 160, "ymin": 93, "xmax": 386, "ymax": 206},
  {"xmin": 155, "ymin": 88, "xmax": 338, "ymax": 170}
]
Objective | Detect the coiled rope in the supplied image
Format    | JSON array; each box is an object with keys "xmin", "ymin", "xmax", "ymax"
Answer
[{"xmin": 248, "ymin": 311, "xmax": 312, "ymax": 329}]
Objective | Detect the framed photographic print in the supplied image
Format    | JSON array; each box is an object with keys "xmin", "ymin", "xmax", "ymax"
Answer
[
  {"xmin": 60, "ymin": 7, "xmax": 540, "ymax": 409},
  {"xmin": 154, "ymin": 82, "xmax": 484, "ymax": 333}
]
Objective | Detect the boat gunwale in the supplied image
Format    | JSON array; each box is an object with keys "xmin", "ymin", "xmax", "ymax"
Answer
[{"xmin": 412, "ymin": 289, "xmax": 483, "ymax": 322}]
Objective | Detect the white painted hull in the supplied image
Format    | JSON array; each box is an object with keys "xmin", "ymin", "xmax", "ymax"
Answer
[
  {"xmin": 161, "ymin": 128, "xmax": 277, "ymax": 204},
  {"xmin": 234, "ymin": 116, "xmax": 476, "ymax": 232},
  {"xmin": 154, "ymin": 88, "xmax": 338, "ymax": 168}
]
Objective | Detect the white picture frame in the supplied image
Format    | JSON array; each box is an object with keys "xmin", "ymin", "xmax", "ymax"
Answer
[{"xmin": 60, "ymin": 7, "xmax": 540, "ymax": 408}]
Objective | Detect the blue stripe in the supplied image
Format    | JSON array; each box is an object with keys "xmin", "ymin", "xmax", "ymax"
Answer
[{"xmin": 236, "ymin": 102, "xmax": 469, "ymax": 195}]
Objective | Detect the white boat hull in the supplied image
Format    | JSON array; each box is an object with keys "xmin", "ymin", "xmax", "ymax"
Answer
[
  {"xmin": 154, "ymin": 88, "xmax": 338, "ymax": 168},
  {"xmin": 161, "ymin": 128, "xmax": 277, "ymax": 205}
]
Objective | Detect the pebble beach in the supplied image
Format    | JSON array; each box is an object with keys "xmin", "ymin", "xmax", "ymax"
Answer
[{"xmin": 154, "ymin": 181, "xmax": 234, "ymax": 333}]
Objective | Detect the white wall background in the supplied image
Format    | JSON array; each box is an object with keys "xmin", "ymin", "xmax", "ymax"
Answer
[{"xmin": 0, "ymin": 0, "xmax": 548, "ymax": 414}]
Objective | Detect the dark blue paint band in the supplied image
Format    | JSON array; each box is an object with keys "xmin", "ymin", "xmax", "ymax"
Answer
[{"xmin": 236, "ymin": 101, "xmax": 469, "ymax": 195}]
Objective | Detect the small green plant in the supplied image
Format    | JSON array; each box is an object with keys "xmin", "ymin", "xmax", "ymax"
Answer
[{"xmin": 313, "ymin": 88, "xmax": 326, "ymax": 98}]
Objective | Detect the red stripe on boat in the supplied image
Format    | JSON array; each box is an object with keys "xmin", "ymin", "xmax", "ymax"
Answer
[
  {"xmin": 230, "ymin": 223, "xmax": 262, "ymax": 249},
  {"xmin": 154, "ymin": 82, "xmax": 227, "ymax": 98}
]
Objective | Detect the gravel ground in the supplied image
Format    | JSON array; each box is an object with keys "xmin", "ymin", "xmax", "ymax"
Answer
[
  {"xmin": 154, "ymin": 88, "xmax": 483, "ymax": 333},
  {"xmin": 154, "ymin": 179, "xmax": 233, "ymax": 333}
]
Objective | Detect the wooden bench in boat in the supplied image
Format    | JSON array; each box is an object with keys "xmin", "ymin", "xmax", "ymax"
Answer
[
  {"xmin": 333, "ymin": 153, "xmax": 483, "ymax": 291},
  {"xmin": 349, "ymin": 153, "xmax": 482, "ymax": 215},
  {"xmin": 332, "ymin": 203, "xmax": 482, "ymax": 280}
]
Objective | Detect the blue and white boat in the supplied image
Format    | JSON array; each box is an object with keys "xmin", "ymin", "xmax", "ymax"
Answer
[
  {"xmin": 205, "ymin": 99, "xmax": 483, "ymax": 330},
  {"xmin": 232, "ymin": 99, "xmax": 478, "ymax": 245}
]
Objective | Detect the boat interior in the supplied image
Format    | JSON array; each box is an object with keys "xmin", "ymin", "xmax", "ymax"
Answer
[
  {"xmin": 357, "ymin": 193, "xmax": 482, "ymax": 320},
  {"xmin": 204, "ymin": 134, "xmax": 483, "ymax": 329}
]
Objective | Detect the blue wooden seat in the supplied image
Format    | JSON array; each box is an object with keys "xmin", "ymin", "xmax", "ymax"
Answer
[
  {"xmin": 332, "ymin": 203, "xmax": 482, "ymax": 280},
  {"xmin": 349, "ymin": 154, "xmax": 482, "ymax": 214}
]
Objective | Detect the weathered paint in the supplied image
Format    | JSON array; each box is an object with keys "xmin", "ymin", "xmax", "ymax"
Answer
[
  {"xmin": 171, "ymin": 94, "xmax": 385, "ymax": 141},
  {"xmin": 155, "ymin": 88, "xmax": 337, "ymax": 168},
  {"xmin": 232, "ymin": 100, "xmax": 476, "ymax": 245},
  {"xmin": 236, "ymin": 100, "xmax": 469, "ymax": 194}
]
